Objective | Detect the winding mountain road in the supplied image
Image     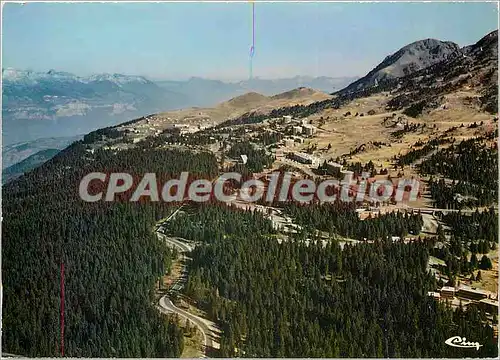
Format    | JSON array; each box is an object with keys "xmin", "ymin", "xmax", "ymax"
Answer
[
  {"xmin": 156, "ymin": 208, "xmax": 217, "ymax": 357},
  {"xmin": 158, "ymin": 295, "xmax": 214, "ymax": 356}
]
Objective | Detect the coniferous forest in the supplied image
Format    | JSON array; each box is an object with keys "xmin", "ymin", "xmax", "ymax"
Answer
[
  {"xmin": 2, "ymin": 140, "xmax": 217, "ymax": 357},
  {"xmin": 420, "ymin": 137, "xmax": 498, "ymax": 209},
  {"xmin": 164, "ymin": 204, "xmax": 498, "ymax": 358}
]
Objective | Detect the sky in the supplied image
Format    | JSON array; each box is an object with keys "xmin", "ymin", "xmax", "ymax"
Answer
[{"xmin": 2, "ymin": 2, "xmax": 498, "ymax": 81}]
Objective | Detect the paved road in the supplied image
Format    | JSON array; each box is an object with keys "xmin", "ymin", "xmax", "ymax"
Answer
[
  {"xmin": 165, "ymin": 204, "xmax": 185, "ymax": 222},
  {"xmin": 157, "ymin": 232, "xmax": 194, "ymax": 252},
  {"xmin": 158, "ymin": 296, "xmax": 214, "ymax": 357},
  {"xmin": 404, "ymin": 206, "xmax": 495, "ymax": 214},
  {"xmin": 155, "ymin": 207, "xmax": 216, "ymax": 357},
  {"xmin": 229, "ymin": 199, "xmax": 302, "ymax": 233}
]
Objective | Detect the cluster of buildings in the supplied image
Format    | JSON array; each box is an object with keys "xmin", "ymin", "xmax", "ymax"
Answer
[
  {"xmin": 274, "ymin": 142, "xmax": 356, "ymax": 181},
  {"xmin": 127, "ymin": 114, "xmax": 213, "ymax": 137},
  {"xmin": 289, "ymin": 123, "xmax": 317, "ymax": 137},
  {"xmin": 282, "ymin": 137, "xmax": 305, "ymax": 148},
  {"xmin": 281, "ymin": 115, "xmax": 318, "ymax": 136},
  {"xmin": 288, "ymin": 152, "xmax": 321, "ymax": 167},
  {"xmin": 291, "ymin": 124, "xmax": 317, "ymax": 136},
  {"xmin": 122, "ymin": 119, "xmax": 208, "ymax": 147},
  {"xmin": 269, "ymin": 116, "xmax": 323, "ymax": 169},
  {"xmin": 165, "ymin": 123, "xmax": 201, "ymax": 134},
  {"xmin": 429, "ymin": 285, "xmax": 498, "ymax": 314},
  {"xmin": 128, "ymin": 121, "xmax": 162, "ymax": 136},
  {"xmin": 283, "ymin": 154, "xmax": 355, "ymax": 181}
]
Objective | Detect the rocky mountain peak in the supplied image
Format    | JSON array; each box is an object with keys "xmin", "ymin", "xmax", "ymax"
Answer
[{"xmin": 340, "ymin": 38, "xmax": 461, "ymax": 94}]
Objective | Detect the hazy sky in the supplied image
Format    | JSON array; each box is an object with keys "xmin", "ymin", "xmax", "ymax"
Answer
[{"xmin": 2, "ymin": 2, "xmax": 498, "ymax": 81}]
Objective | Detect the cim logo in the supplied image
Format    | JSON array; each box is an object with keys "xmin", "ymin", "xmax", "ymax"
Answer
[{"xmin": 445, "ymin": 336, "xmax": 483, "ymax": 350}]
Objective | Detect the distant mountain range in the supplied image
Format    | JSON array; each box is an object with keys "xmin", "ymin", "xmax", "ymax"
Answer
[
  {"xmin": 2, "ymin": 69, "xmax": 189, "ymax": 145},
  {"xmin": 2, "ymin": 69, "xmax": 357, "ymax": 145},
  {"xmin": 156, "ymin": 75, "xmax": 357, "ymax": 107}
]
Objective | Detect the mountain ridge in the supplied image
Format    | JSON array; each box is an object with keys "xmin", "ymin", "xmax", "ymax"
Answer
[
  {"xmin": 339, "ymin": 38, "xmax": 462, "ymax": 94},
  {"xmin": 2, "ymin": 69, "xmax": 354, "ymax": 145},
  {"xmin": 2, "ymin": 68, "xmax": 152, "ymax": 85},
  {"xmin": 335, "ymin": 30, "xmax": 498, "ymax": 114}
]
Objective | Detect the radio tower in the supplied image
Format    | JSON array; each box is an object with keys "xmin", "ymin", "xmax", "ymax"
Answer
[{"xmin": 249, "ymin": 0, "xmax": 255, "ymax": 80}]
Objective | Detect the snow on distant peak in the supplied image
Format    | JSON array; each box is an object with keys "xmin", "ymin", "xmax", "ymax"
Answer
[
  {"xmin": 85, "ymin": 73, "xmax": 150, "ymax": 85},
  {"xmin": 2, "ymin": 68, "xmax": 79, "ymax": 83},
  {"xmin": 46, "ymin": 69, "xmax": 77, "ymax": 79},
  {"xmin": 2, "ymin": 68, "xmax": 151, "ymax": 85},
  {"xmin": 2, "ymin": 68, "xmax": 35, "ymax": 81}
]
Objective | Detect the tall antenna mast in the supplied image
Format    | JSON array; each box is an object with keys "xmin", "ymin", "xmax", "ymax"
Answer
[{"xmin": 249, "ymin": 0, "xmax": 255, "ymax": 80}]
